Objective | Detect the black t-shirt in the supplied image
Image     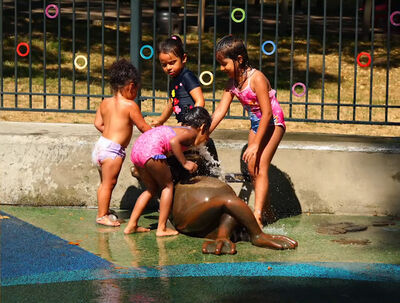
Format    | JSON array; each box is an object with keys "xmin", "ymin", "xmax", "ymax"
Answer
[{"xmin": 169, "ymin": 68, "xmax": 200, "ymax": 123}]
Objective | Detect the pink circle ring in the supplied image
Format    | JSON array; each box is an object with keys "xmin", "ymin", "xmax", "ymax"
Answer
[
  {"xmin": 45, "ymin": 4, "xmax": 59, "ymax": 19},
  {"xmin": 390, "ymin": 11, "xmax": 400, "ymax": 26},
  {"xmin": 16, "ymin": 42, "xmax": 30, "ymax": 57},
  {"xmin": 357, "ymin": 52, "xmax": 371, "ymax": 67},
  {"xmin": 292, "ymin": 82, "xmax": 306, "ymax": 97}
]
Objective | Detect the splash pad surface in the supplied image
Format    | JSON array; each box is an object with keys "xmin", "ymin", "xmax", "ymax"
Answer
[{"xmin": 1, "ymin": 206, "xmax": 400, "ymax": 302}]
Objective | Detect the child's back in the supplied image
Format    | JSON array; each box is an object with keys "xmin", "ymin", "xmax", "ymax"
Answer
[{"xmin": 99, "ymin": 95, "xmax": 144, "ymax": 148}]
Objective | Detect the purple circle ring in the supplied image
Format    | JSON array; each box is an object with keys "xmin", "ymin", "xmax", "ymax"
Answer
[
  {"xmin": 45, "ymin": 4, "xmax": 59, "ymax": 19},
  {"xmin": 292, "ymin": 82, "xmax": 306, "ymax": 97},
  {"xmin": 390, "ymin": 11, "xmax": 400, "ymax": 26}
]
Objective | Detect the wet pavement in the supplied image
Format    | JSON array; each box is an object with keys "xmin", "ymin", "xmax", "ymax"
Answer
[{"xmin": 1, "ymin": 206, "xmax": 400, "ymax": 302}]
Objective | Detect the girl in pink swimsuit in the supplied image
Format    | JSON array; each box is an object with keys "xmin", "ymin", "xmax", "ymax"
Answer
[
  {"xmin": 210, "ymin": 35, "xmax": 286, "ymax": 228},
  {"xmin": 125, "ymin": 107, "xmax": 211, "ymax": 237}
]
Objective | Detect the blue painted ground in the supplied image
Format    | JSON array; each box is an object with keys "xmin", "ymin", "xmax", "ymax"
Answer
[{"xmin": 2, "ymin": 210, "xmax": 400, "ymax": 302}]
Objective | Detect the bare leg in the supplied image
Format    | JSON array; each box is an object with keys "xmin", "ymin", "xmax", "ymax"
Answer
[
  {"xmin": 97, "ymin": 157, "xmax": 123, "ymax": 227},
  {"xmin": 143, "ymin": 160, "xmax": 178, "ymax": 237},
  {"xmin": 124, "ymin": 160, "xmax": 178, "ymax": 236},
  {"xmin": 124, "ymin": 165, "xmax": 155, "ymax": 234},
  {"xmin": 156, "ymin": 183, "xmax": 178, "ymax": 236},
  {"xmin": 248, "ymin": 126, "xmax": 285, "ymax": 227}
]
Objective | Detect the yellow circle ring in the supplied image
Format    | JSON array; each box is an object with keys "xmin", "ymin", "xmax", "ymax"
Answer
[
  {"xmin": 231, "ymin": 8, "xmax": 245, "ymax": 23},
  {"xmin": 199, "ymin": 71, "xmax": 214, "ymax": 86},
  {"xmin": 74, "ymin": 55, "xmax": 88, "ymax": 70}
]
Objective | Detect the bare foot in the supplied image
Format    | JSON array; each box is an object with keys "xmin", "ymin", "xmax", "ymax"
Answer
[
  {"xmin": 96, "ymin": 215, "xmax": 121, "ymax": 227},
  {"xmin": 251, "ymin": 233, "xmax": 298, "ymax": 250},
  {"xmin": 124, "ymin": 225, "xmax": 151, "ymax": 235},
  {"xmin": 156, "ymin": 227, "xmax": 179, "ymax": 237}
]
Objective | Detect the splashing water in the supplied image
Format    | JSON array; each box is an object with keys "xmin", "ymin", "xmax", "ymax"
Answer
[
  {"xmin": 262, "ymin": 224, "xmax": 288, "ymax": 235},
  {"xmin": 194, "ymin": 145, "xmax": 224, "ymax": 179}
]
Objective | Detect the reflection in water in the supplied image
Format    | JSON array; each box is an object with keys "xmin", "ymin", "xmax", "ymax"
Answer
[
  {"xmin": 124, "ymin": 235, "xmax": 141, "ymax": 268},
  {"xmin": 93, "ymin": 278, "xmax": 122, "ymax": 303},
  {"xmin": 93, "ymin": 230, "xmax": 176, "ymax": 302}
]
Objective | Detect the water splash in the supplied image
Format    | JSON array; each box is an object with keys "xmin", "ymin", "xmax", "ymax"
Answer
[
  {"xmin": 262, "ymin": 224, "xmax": 288, "ymax": 235},
  {"xmin": 194, "ymin": 145, "xmax": 224, "ymax": 179}
]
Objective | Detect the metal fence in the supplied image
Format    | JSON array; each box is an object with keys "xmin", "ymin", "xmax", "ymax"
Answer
[{"xmin": 1, "ymin": 0, "xmax": 399, "ymax": 125}]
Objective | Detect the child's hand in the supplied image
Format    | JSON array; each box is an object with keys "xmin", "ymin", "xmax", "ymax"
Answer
[
  {"xmin": 242, "ymin": 143, "xmax": 259, "ymax": 163},
  {"xmin": 150, "ymin": 118, "xmax": 163, "ymax": 127},
  {"xmin": 183, "ymin": 160, "xmax": 198, "ymax": 173}
]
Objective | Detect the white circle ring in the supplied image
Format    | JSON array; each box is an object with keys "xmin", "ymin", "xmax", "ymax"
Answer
[
  {"xmin": 74, "ymin": 55, "xmax": 88, "ymax": 70},
  {"xmin": 199, "ymin": 71, "xmax": 214, "ymax": 86}
]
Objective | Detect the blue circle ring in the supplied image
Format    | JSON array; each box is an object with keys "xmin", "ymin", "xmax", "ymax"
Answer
[
  {"xmin": 140, "ymin": 45, "xmax": 154, "ymax": 60},
  {"xmin": 262, "ymin": 41, "xmax": 276, "ymax": 56}
]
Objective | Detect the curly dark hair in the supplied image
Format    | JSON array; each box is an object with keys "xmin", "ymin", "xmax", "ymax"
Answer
[
  {"xmin": 108, "ymin": 58, "xmax": 140, "ymax": 93},
  {"xmin": 182, "ymin": 107, "xmax": 212, "ymax": 131},
  {"xmin": 157, "ymin": 35, "xmax": 185, "ymax": 60}
]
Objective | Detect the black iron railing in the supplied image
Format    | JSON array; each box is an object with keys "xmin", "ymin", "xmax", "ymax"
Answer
[{"xmin": 1, "ymin": 0, "xmax": 399, "ymax": 125}]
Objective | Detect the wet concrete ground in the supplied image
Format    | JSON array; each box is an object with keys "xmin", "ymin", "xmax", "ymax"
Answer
[{"xmin": 2, "ymin": 206, "xmax": 400, "ymax": 302}]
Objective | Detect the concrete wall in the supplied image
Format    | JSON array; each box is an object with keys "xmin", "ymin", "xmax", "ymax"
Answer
[{"xmin": 1, "ymin": 121, "xmax": 399, "ymax": 216}]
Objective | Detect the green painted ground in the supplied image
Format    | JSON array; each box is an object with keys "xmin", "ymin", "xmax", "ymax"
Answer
[{"xmin": 2, "ymin": 206, "xmax": 399, "ymax": 267}]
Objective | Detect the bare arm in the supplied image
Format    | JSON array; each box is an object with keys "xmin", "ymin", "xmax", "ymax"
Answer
[
  {"xmin": 151, "ymin": 100, "xmax": 173, "ymax": 127},
  {"xmin": 169, "ymin": 128, "xmax": 198, "ymax": 173},
  {"xmin": 94, "ymin": 107, "xmax": 105, "ymax": 133},
  {"xmin": 189, "ymin": 87, "xmax": 205, "ymax": 107},
  {"xmin": 209, "ymin": 88, "xmax": 234, "ymax": 133},
  {"xmin": 129, "ymin": 102, "xmax": 152, "ymax": 133}
]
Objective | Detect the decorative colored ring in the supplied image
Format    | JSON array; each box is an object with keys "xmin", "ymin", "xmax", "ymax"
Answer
[
  {"xmin": 45, "ymin": 4, "xmax": 59, "ymax": 19},
  {"xmin": 74, "ymin": 55, "xmax": 88, "ymax": 70},
  {"xmin": 199, "ymin": 71, "xmax": 214, "ymax": 86},
  {"xmin": 16, "ymin": 42, "xmax": 30, "ymax": 57},
  {"xmin": 292, "ymin": 82, "xmax": 306, "ymax": 97},
  {"xmin": 231, "ymin": 8, "xmax": 245, "ymax": 23},
  {"xmin": 261, "ymin": 40, "xmax": 276, "ymax": 56},
  {"xmin": 140, "ymin": 45, "xmax": 154, "ymax": 60},
  {"xmin": 356, "ymin": 52, "xmax": 371, "ymax": 67},
  {"xmin": 390, "ymin": 11, "xmax": 400, "ymax": 26}
]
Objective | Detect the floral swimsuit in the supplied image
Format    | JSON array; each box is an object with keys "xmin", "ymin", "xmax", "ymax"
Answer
[
  {"xmin": 229, "ymin": 69, "xmax": 286, "ymax": 133},
  {"xmin": 169, "ymin": 68, "xmax": 200, "ymax": 123}
]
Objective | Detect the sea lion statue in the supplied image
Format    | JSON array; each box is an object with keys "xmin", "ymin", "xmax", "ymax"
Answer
[
  {"xmin": 170, "ymin": 175, "xmax": 297, "ymax": 254},
  {"xmin": 132, "ymin": 150, "xmax": 298, "ymax": 255}
]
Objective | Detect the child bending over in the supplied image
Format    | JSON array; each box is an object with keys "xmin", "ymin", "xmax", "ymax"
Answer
[{"xmin": 124, "ymin": 107, "xmax": 211, "ymax": 237}]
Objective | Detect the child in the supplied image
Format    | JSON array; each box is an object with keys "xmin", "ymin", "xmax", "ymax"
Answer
[
  {"xmin": 124, "ymin": 107, "xmax": 211, "ymax": 237},
  {"xmin": 151, "ymin": 35, "xmax": 205, "ymax": 126},
  {"xmin": 210, "ymin": 35, "xmax": 286, "ymax": 228},
  {"xmin": 92, "ymin": 59, "xmax": 152, "ymax": 227}
]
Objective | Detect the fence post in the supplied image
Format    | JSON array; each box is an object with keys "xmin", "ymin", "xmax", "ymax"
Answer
[
  {"xmin": 0, "ymin": 0, "xmax": 3, "ymax": 108},
  {"xmin": 130, "ymin": 0, "xmax": 141, "ymax": 107}
]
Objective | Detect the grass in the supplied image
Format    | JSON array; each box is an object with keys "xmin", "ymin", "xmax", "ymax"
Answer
[{"xmin": 1, "ymin": 2, "xmax": 400, "ymax": 137}]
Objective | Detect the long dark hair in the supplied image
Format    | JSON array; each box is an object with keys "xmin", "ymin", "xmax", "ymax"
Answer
[
  {"xmin": 182, "ymin": 107, "xmax": 211, "ymax": 132},
  {"xmin": 216, "ymin": 35, "xmax": 250, "ymax": 69},
  {"xmin": 158, "ymin": 35, "xmax": 185, "ymax": 60},
  {"xmin": 216, "ymin": 35, "xmax": 252, "ymax": 86}
]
